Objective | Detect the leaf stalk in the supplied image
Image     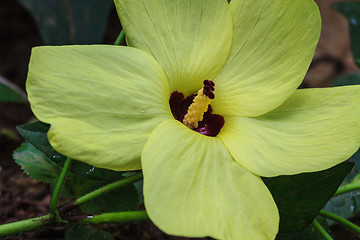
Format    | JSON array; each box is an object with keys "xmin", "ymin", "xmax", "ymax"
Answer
[
  {"xmin": 335, "ymin": 181, "xmax": 360, "ymax": 196},
  {"xmin": 49, "ymin": 157, "xmax": 72, "ymax": 221},
  {"xmin": 78, "ymin": 210, "xmax": 149, "ymax": 224},
  {"xmin": 0, "ymin": 214, "xmax": 54, "ymax": 237},
  {"xmin": 319, "ymin": 210, "xmax": 360, "ymax": 235},
  {"xmin": 59, "ymin": 172, "xmax": 143, "ymax": 213},
  {"xmin": 312, "ymin": 219, "xmax": 333, "ymax": 240}
]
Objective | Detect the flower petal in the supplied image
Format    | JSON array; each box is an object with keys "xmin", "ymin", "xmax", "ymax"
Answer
[
  {"xmin": 219, "ymin": 86, "xmax": 360, "ymax": 177},
  {"xmin": 142, "ymin": 119, "xmax": 279, "ymax": 240},
  {"xmin": 27, "ymin": 45, "xmax": 170, "ymax": 170},
  {"xmin": 212, "ymin": 0, "xmax": 321, "ymax": 117},
  {"xmin": 115, "ymin": 0, "xmax": 233, "ymax": 95}
]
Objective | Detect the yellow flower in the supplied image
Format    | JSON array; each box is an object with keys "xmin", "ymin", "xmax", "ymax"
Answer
[{"xmin": 26, "ymin": 0, "xmax": 360, "ymax": 239}]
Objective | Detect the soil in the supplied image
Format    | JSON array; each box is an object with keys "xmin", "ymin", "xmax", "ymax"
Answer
[{"xmin": 0, "ymin": 0, "xmax": 359, "ymax": 239}]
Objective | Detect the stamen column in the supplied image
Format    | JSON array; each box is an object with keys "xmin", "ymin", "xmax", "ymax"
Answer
[{"xmin": 183, "ymin": 80, "xmax": 215, "ymax": 129}]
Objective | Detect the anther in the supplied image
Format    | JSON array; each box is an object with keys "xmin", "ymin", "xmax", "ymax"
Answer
[
  {"xmin": 202, "ymin": 80, "xmax": 215, "ymax": 99},
  {"xmin": 183, "ymin": 80, "xmax": 215, "ymax": 129},
  {"xmin": 207, "ymin": 92, "xmax": 215, "ymax": 100}
]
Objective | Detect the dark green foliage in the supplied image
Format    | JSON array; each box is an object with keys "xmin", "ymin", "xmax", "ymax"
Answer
[
  {"xmin": 18, "ymin": 0, "xmax": 113, "ymax": 45},
  {"xmin": 70, "ymin": 174, "xmax": 139, "ymax": 214},
  {"xmin": 276, "ymin": 217, "xmax": 328, "ymax": 240},
  {"xmin": 17, "ymin": 121, "xmax": 121, "ymax": 180},
  {"xmin": 0, "ymin": 78, "xmax": 27, "ymax": 102},
  {"xmin": 265, "ymin": 162, "xmax": 353, "ymax": 233},
  {"xmin": 323, "ymin": 152, "xmax": 360, "ymax": 220},
  {"xmin": 15, "ymin": 121, "xmax": 140, "ymax": 214},
  {"xmin": 13, "ymin": 142, "xmax": 62, "ymax": 184},
  {"xmin": 17, "ymin": 121, "xmax": 66, "ymax": 163},
  {"xmin": 13, "ymin": 142, "xmax": 139, "ymax": 213}
]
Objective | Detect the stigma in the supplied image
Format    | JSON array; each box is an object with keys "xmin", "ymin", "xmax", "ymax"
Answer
[{"xmin": 183, "ymin": 80, "xmax": 215, "ymax": 129}]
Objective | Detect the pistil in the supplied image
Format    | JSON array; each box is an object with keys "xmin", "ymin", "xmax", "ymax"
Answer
[{"xmin": 183, "ymin": 80, "xmax": 215, "ymax": 129}]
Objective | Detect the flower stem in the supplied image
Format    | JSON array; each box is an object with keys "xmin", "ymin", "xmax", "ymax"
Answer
[
  {"xmin": 312, "ymin": 219, "xmax": 333, "ymax": 240},
  {"xmin": 319, "ymin": 210, "xmax": 360, "ymax": 234},
  {"xmin": 59, "ymin": 172, "xmax": 143, "ymax": 212},
  {"xmin": 76, "ymin": 172, "xmax": 142, "ymax": 206},
  {"xmin": 0, "ymin": 169, "xmax": 143, "ymax": 237},
  {"xmin": 49, "ymin": 157, "xmax": 72, "ymax": 220},
  {"xmin": 114, "ymin": 30, "xmax": 125, "ymax": 45},
  {"xmin": 79, "ymin": 211, "xmax": 149, "ymax": 224},
  {"xmin": 0, "ymin": 214, "xmax": 53, "ymax": 237},
  {"xmin": 335, "ymin": 181, "xmax": 360, "ymax": 196}
]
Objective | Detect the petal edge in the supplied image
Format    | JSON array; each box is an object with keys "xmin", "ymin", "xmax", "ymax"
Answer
[{"xmin": 219, "ymin": 86, "xmax": 360, "ymax": 177}]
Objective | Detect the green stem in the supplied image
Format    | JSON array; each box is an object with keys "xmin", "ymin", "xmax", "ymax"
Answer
[
  {"xmin": 335, "ymin": 181, "xmax": 360, "ymax": 196},
  {"xmin": 49, "ymin": 157, "xmax": 72, "ymax": 220},
  {"xmin": 79, "ymin": 211, "xmax": 149, "ymax": 224},
  {"xmin": 114, "ymin": 30, "xmax": 125, "ymax": 45},
  {"xmin": 312, "ymin": 219, "xmax": 333, "ymax": 240},
  {"xmin": 0, "ymin": 214, "xmax": 53, "ymax": 237},
  {"xmin": 75, "ymin": 172, "xmax": 142, "ymax": 207},
  {"xmin": 319, "ymin": 210, "xmax": 360, "ymax": 234},
  {"xmin": 59, "ymin": 172, "xmax": 143, "ymax": 213}
]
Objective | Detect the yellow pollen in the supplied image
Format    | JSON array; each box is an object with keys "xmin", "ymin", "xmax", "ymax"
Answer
[{"xmin": 183, "ymin": 80, "xmax": 215, "ymax": 129}]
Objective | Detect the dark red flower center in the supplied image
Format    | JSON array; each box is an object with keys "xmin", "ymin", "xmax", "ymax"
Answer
[{"xmin": 169, "ymin": 91, "xmax": 224, "ymax": 137}]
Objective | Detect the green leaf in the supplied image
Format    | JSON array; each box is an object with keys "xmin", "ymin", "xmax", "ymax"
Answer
[
  {"xmin": 17, "ymin": 121, "xmax": 66, "ymax": 163},
  {"xmin": 276, "ymin": 225, "xmax": 320, "ymax": 240},
  {"xmin": 123, "ymin": 172, "xmax": 144, "ymax": 204},
  {"xmin": 323, "ymin": 151, "xmax": 360, "ymax": 220},
  {"xmin": 65, "ymin": 225, "xmax": 114, "ymax": 240},
  {"xmin": 70, "ymin": 161, "xmax": 122, "ymax": 180},
  {"xmin": 0, "ymin": 75, "xmax": 27, "ymax": 102},
  {"xmin": 70, "ymin": 175, "xmax": 139, "ymax": 214},
  {"xmin": 13, "ymin": 142, "xmax": 62, "ymax": 184},
  {"xmin": 332, "ymin": 2, "xmax": 360, "ymax": 67},
  {"xmin": 17, "ymin": 121, "xmax": 121, "ymax": 180},
  {"xmin": 276, "ymin": 217, "xmax": 328, "ymax": 240},
  {"xmin": 13, "ymin": 135, "xmax": 141, "ymax": 212},
  {"xmin": 264, "ymin": 162, "xmax": 354, "ymax": 233},
  {"xmin": 133, "ymin": 179, "xmax": 144, "ymax": 204},
  {"xmin": 18, "ymin": 0, "xmax": 113, "ymax": 45},
  {"xmin": 333, "ymin": 73, "xmax": 360, "ymax": 87}
]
